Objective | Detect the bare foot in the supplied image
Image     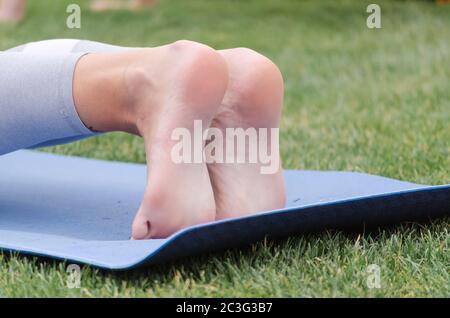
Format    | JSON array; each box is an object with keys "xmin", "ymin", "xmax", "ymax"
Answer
[
  {"xmin": 73, "ymin": 41, "xmax": 284, "ymax": 237},
  {"xmin": 207, "ymin": 48, "xmax": 286, "ymax": 220},
  {"xmin": 74, "ymin": 41, "xmax": 228, "ymax": 239},
  {"xmin": 128, "ymin": 41, "xmax": 228, "ymax": 238}
]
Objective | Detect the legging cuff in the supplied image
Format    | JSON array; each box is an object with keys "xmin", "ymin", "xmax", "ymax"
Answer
[{"xmin": 0, "ymin": 51, "xmax": 94, "ymax": 155}]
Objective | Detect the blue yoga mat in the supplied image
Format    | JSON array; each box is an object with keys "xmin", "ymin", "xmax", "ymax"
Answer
[{"xmin": 0, "ymin": 150, "xmax": 448, "ymax": 270}]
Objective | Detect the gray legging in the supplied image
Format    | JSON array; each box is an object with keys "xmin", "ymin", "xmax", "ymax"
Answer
[{"xmin": 0, "ymin": 39, "xmax": 129, "ymax": 155}]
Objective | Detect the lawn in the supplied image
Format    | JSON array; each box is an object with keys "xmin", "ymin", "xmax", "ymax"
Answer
[{"xmin": 0, "ymin": 0, "xmax": 449, "ymax": 297}]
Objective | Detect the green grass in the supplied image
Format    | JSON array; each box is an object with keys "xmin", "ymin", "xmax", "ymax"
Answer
[{"xmin": 0, "ymin": 0, "xmax": 449, "ymax": 297}]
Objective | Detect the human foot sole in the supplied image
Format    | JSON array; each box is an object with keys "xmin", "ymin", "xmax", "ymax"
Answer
[{"xmin": 207, "ymin": 48, "xmax": 286, "ymax": 220}]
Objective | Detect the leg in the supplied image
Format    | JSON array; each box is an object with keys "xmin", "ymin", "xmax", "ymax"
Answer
[
  {"xmin": 207, "ymin": 48, "xmax": 286, "ymax": 219},
  {"xmin": 0, "ymin": 0, "xmax": 25, "ymax": 22},
  {"xmin": 0, "ymin": 49, "xmax": 95, "ymax": 155},
  {"xmin": 1, "ymin": 39, "xmax": 284, "ymax": 238},
  {"xmin": 73, "ymin": 40, "xmax": 228, "ymax": 238}
]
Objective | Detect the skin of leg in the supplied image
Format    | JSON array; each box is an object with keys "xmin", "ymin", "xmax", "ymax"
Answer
[
  {"xmin": 73, "ymin": 40, "xmax": 229, "ymax": 239},
  {"xmin": 207, "ymin": 48, "xmax": 286, "ymax": 219},
  {"xmin": 0, "ymin": 0, "xmax": 26, "ymax": 22}
]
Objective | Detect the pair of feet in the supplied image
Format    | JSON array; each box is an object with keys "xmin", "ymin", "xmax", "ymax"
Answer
[{"xmin": 73, "ymin": 41, "xmax": 286, "ymax": 239}]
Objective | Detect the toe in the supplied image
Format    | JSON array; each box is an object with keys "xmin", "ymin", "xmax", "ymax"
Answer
[{"xmin": 131, "ymin": 207, "xmax": 152, "ymax": 240}]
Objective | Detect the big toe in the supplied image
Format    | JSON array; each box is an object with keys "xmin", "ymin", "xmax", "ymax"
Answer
[
  {"xmin": 131, "ymin": 207, "xmax": 177, "ymax": 240},
  {"xmin": 131, "ymin": 197, "xmax": 191, "ymax": 239},
  {"xmin": 131, "ymin": 206, "xmax": 153, "ymax": 240}
]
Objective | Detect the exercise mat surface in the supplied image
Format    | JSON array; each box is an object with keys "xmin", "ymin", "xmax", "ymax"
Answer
[{"xmin": 0, "ymin": 151, "xmax": 448, "ymax": 269}]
